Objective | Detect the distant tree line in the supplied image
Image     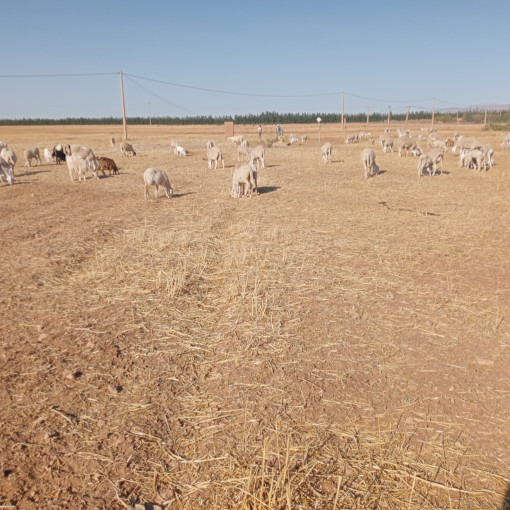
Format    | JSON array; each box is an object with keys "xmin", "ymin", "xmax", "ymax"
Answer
[{"xmin": 1, "ymin": 109, "xmax": 509, "ymax": 126}]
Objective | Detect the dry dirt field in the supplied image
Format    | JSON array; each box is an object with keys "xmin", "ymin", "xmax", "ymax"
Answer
[{"xmin": 0, "ymin": 122, "xmax": 509, "ymax": 509}]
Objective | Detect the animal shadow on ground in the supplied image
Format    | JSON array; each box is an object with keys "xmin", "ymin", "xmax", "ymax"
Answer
[
  {"xmin": 171, "ymin": 192, "xmax": 196, "ymax": 199},
  {"xmin": 264, "ymin": 164, "xmax": 279, "ymax": 169},
  {"xmin": 375, "ymin": 169, "xmax": 388, "ymax": 176},
  {"xmin": 22, "ymin": 169, "xmax": 51, "ymax": 177},
  {"xmin": 503, "ymin": 483, "xmax": 510, "ymax": 509},
  {"xmin": 256, "ymin": 186, "xmax": 279, "ymax": 195}
]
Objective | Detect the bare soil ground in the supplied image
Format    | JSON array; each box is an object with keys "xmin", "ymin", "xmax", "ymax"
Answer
[{"xmin": 0, "ymin": 122, "xmax": 509, "ymax": 509}]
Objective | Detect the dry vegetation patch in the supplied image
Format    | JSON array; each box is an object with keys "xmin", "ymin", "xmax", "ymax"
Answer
[{"xmin": 0, "ymin": 123, "xmax": 509, "ymax": 509}]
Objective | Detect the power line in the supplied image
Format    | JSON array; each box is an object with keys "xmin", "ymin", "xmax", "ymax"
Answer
[
  {"xmin": 0, "ymin": 72, "xmax": 118, "ymax": 78},
  {"xmin": 123, "ymin": 73, "xmax": 341, "ymax": 98},
  {"xmin": 124, "ymin": 75, "xmax": 199, "ymax": 115}
]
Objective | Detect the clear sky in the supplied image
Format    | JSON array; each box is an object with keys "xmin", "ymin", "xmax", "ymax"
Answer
[{"xmin": 3, "ymin": 0, "xmax": 509, "ymax": 119}]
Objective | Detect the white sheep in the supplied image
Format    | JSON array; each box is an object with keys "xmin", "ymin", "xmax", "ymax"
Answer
[
  {"xmin": 0, "ymin": 157, "xmax": 14, "ymax": 185},
  {"xmin": 144, "ymin": 167, "xmax": 173, "ymax": 199},
  {"xmin": 417, "ymin": 153, "xmax": 434, "ymax": 177},
  {"xmin": 379, "ymin": 135, "xmax": 394, "ymax": 153},
  {"xmin": 24, "ymin": 147, "xmax": 42, "ymax": 168},
  {"xmin": 1, "ymin": 149, "xmax": 17, "ymax": 173},
  {"xmin": 67, "ymin": 155, "xmax": 98, "ymax": 182},
  {"xmin": 250, "ymin": 145, "xmax": 265, "ymax": 169},
  {"xmin": 321, "ymin": 142, "xmax": 333, "ymax": 163},
  {"xmin": 459, "ymin": 148, "xmax": 485, "ymax": 171},
  {"xmin": 0, "ymin": 141, "xmax": 8, "ymax": 152},
  {"xmin": 424, "ymin": 148, "xmax": 446, "ymax": 175},
  {"xmin": 501, "ymin": 133, "xmax": 510, "ymax": 149},
  {"xmin": 174, "ymin": 145, "xmax": 188, "ymax": 157},
  {"xmin": 398, "ymin": 136, "xmax": 422, "ymax": 157},
  {"xmin": 452, "ymin": 137, "xmax": 478, "ymax": 155},
  {"xmin": 43, "ymin": 148, "xmax": 54, "ymax": 163},
  {"xmin": 206, "ymin": 140, "xmax": 214, "ymax": 149},
  {"xmin": 228, "ymin": 135, "xmax": 244, "ymax": 145},
  {"xmin": 170, "ymin": 140, "xmax": 179, "ymax": 150},
  {"xmin": 231, "ymin": 163, "xmax": 258, "ymax": 198},
  {"xmin": 120, "ymin": 141, "xmax": 136, "ymax": 156},
  {"xmin": 345, "ymin": 134, "xmax": 359, "ymax": 144},
  {"xmin": 236, "ymin": 139, "xmax": 250, "ymax": 161},
  {"xmin": 301, "ymin": 134, "xmax": 308, "ymax": 143},
  {"xmin": 289, "ymin": 134, "xmax": 300, "ymax": 145},
  {"xmin": 481, "ymin": 145, "xmax": 495, "ymax": 167},
  {"xmin": 207, "ymin": 146, "xmax": 224, "ymax": 169},
  {"xmin": 70, "ymin": 145, "xmax": 98, "ymax": 172},
  {"xmin": 361, "ymin": 148, "xmax": 379, "ymax": 179}
]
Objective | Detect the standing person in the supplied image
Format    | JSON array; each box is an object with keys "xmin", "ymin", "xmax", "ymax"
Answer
[
  {"xmin": 276, "ymin": 124, "xmax": 282, "ymax": 138},
  {"xmin": 258, "ymin": 124, "xmax": 262, "ymax": 141}
]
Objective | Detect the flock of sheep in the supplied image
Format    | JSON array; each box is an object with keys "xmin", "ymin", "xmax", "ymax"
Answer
[
  {"xmin": 321, "ymin": 127, "xmax": 503, "ymax": 180},
  {"xmin": 1, "ymin": 127, "xmax": 507, "ymax": 198}
]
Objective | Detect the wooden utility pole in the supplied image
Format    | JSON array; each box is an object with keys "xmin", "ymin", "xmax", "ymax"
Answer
[
  {"xmin": 405, "ymin": 106, "xmax": 410, "ymax": 127},
  {"xmin": 484, "ymin": 103, "xmax": 488, "ymax": 125},
  {"xmin": 341, "ymin": 91, "xmax": 345, "ymax": 132},
  {"xmin": 431, "ymin": 97, "xmax": 435, "ymax": 129},
  {"xmin": 387, "ymin": 106, "xmax": 391, "ymax": 125},
  {"xmin": 120, "ymin": 70, "xmax": 128, "ymax": 140},
  {"xmin": 366, "ymin": 106, "xmax": 370, "ymax": 125}
]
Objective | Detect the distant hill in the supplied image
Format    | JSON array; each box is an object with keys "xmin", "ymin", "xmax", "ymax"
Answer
[{"xmin": 438, "ymin": 104, "xmax": 510, "ymax": 113}]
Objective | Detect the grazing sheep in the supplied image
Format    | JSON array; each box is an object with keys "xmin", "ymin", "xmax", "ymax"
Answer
[
  {"xmin": 67, "ymin": 155, "xmax": 98, "ymax": 182},
  {"xmin": 501, "ymin": 133, "xmax": 510, "ymax": 149},
  {"xmin": 424, "ymin": 148, "xmax": 446, "ymax": 175},
  {"xmin": 97, "ymin": 156, "xmax": 119, "ymax": 176},
  {"xmin": 206, "ymin": 140, "xmax": 214, "ymax": 149},
  {"xmin": 24, "ymin": 147, "xmax": 42, "ymax": 168},
  {"xmin": 43, "ymin": 148, "xmax": 54, "ymax": 163},
  {"xmin": 427, "ymin": 138, "xmax": 447, "ymax": 151},
  {"xmin": 170, "ymin": 140, "xmax": 179, "ymax": 150},
  {"xmin": 0, "ymin": 157, "xmax": 14, "ymax": 185},
  {"xmin": 289, "ymin": 134, "xmax": 300, "ymax": 145},
  {"xmin": 1, "ymin": 149, "xmax": 17, "ymax": 168},
  {"xmin": 481, "ymin": 145, "xmax": 495, "ymax": 167},
  {"xmin": 237, "ymin": 139, "xmax": 250, "ymax": 160},
  {"xmin": 345, "ymin": 133, "xmax": 359, "ymax": 144},
  {"xmin": 301, "ymin": 134, "xmax": 308, "ymax": 143},
  {"xmin": 174, "ymin": 145, "xmax": 188, "ymax": 157},
  {"xmin": 398, "ymin": 136, "xmax": 422, "ymax": 157},
  {"xmin": 250, "ymin": 145, "xmax": 265, "ymax": 169},
  {"xmin": 452, "ymin": 137, "xmax": 478, "ymax": 155},
  {"xmin": 417, "ymin": 153, "xmax": 434, "ymax": 177},
  {"xmin": 52, "ymin": 149, "xmax": 66, "ymax": 165},
  {"xmin": 120, "ymin": 141, "xmax": 136, "ymax": 156},
  {"xmin": 459, "ymin": 148, "xmax": 486, "ymax": 171},
  {"xmin": 361, "ymin": 148, "xmax": 379, "ymax": 179},
  {"xmin": 207, "ymin": 146, "xmax": 224, "ymax": 169},
  {"xmin": 231, "ymin": 163, "xmax": 258, "ymax": 198},
  {"xmin": 69, "ymin": 145, "xmax": 98, "ymax": 171},
  {"xmin": 379, "ymin": 135, "xmax": 394, "ymax": 153},
  {"xmin": 228, "ymin": 135, "xmax": 244, "ymax": 145},
  {"xmin": 144, "ymin": 167, "xmax": 173, "ymax": 199},
  {"xmin": 321, "ymin": 142, "xmax": 333, "ymax": 163}
]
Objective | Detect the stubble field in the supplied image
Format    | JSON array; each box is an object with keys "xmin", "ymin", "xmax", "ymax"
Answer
[{"xmin": 0, "ymin": 122, "xmax": 509, "ymax": 509}]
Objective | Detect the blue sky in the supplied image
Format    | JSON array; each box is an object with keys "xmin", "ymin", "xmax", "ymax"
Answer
[{"xmin": 3, "ymin": 0, "xmax": 509, "ymax": 119}]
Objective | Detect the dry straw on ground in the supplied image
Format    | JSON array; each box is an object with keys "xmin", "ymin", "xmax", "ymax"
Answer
[{"xmin": 0, "ymin": 123, "xmax": 509, "ymax": 509}]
